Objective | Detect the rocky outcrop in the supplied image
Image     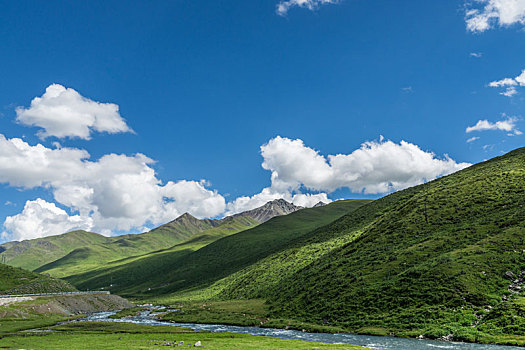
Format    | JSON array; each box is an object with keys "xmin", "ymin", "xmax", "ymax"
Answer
[
  {"xmin": 508, "ymin": 271, "xmax": 525, "ymax": 294},
  {"xmin": 46, "ymin": 293, "xmax": 133, "ymax": 315}
]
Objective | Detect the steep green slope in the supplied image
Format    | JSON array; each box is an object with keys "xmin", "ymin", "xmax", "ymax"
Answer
[
  {"xmin": 0, "ymin": 263, "xmax": 76, "ymax": 294},
  {"xmin": 194, "ymin": 182, "xmax": 420, "ymax": 301},
  {"xmin": 67, "ymin": 200, "xmax": 370, "ymax": 296},
  {"xmin": 227, "ymin": 147, "xmax": 525, "ymax": 341},
  {"xmin": 36, "ymin": 216, "xmax": 259, "ymax": 279},
  {"xmin": 0, "ymin": 230, "xmax": 111, "ymax": 271}
]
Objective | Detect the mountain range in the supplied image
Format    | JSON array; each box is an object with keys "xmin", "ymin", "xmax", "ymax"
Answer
[
  {"xmin": 3, "ymin": 147, "xmax": 525, "ymax": 344},
  {"xmin": 0, "ymin": 198, "xmax": 304, "ymax": 276}
]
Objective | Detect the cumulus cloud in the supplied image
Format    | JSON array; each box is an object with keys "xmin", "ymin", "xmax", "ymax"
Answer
[
  {"xmin": 161, "ymin": 180, "xmax": 226, "ymax": 220},
  {"xmin": 16, "ymin": 84, "xmax": 132, "ymax": 140},
  {"xmin": 466, "ymin": 0, "xmax": 525, "ymax": 32},
  {"xmin": 226, "ymin": 136, "xmax": 469, "ymax": 214},
  {"xmin": 467, "ymin": 136, "xmax": 480, "ymax": 143},
  {"xmin": 259, "ymin": 136, "xmax": 470, "ymax": 194},
  {"xmin": 3, "ymin": 199, "xmax": 93, "ymax": 241},
  {"xmin": 276, "ymin": 0, "xmax": 338, "ymax": 16},
  {"xmin": 0, "ymin": 132, "xmax": 469, "ymax": 240},
  {"xmin": 0, "ymin": 134, "xmax": 226, "ymax": 240},
  {"xmin": 466, "ymin": 116, "xmax": 522, "ymax": 135}
]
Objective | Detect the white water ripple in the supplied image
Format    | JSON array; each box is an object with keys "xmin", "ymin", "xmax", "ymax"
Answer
[{"xmin": 82, "ymin": 311, "xmax": 522, "ymax": 350}]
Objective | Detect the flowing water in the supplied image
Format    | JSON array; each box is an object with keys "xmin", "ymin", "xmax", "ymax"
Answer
[{"xmin": 84, "ymin": 310, "xmax": 523, "ymax": 350}]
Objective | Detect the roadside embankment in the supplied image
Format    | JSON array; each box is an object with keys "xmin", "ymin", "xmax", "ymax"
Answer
[{"xmin": 0, "ymin": 292, "xmax": 133, "ymax": 335}]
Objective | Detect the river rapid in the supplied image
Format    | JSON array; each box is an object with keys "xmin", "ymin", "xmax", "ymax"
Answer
[{"xmin": 84, "ymin": 310, "xmax": 523, "ymax": 350}]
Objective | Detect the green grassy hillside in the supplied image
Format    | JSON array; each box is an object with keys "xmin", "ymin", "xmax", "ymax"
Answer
[
  {"xmin": 201, "ymin": 147, "xmax": 525, "ymax": 342},
  {"xmin": 35, "ymin": 216, "xmax": 259, "ymax": 279},
  {"xmin": 0, "ymin": 230, "xmax": 111, "ymax": 271},
  {"xmin": 0, "ymin": 263, "xmax": 76, "ymax": 295},
  {"xmin": 65, "ymin": 200, "xmax": 370, "ymax": 296}
]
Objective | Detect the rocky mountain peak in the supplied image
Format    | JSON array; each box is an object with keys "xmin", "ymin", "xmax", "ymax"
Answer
[
  {"xmin": 231, "ymin": 199, "xmax": 303, "ymax": 223},
  {"xmin": 174, "ymin": 212, "xmax": 197, "ymax": 222}
]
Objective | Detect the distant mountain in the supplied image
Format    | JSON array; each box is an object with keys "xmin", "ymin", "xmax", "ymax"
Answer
[
  {"xmin": 35, "ymin": 199, "xmax": 313, "ymax": 284},
  {"xmin": 66, "ymin": 199, "xmax": 370, "ymax": 296},
  {"xmin": 145, "ymin": 212, "xmax": 221, "ymax": 241},
  {"xmin": 0, "ymin": 214, "xmax": 242, "ymax": 275},
  {"xmin": 0, "ymin": 199, "xmax": 306, "ymax": 278},
  {"xmin": 36, "ymin": 215, "xmax": 259, "ymax": 278},
  {"xmin": 232, "ymin": 198, "xmax": 303, "ymax": 223}
]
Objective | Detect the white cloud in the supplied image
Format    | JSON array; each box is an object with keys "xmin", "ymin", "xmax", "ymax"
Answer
[
  {"xmin": 466, "ymin": 116, "xmax": 522, "ymax": 135},
  {"xmin": 489, "ymin": 77, "xmax": 518, "ymax": 87},
  {"xmin": 517, "ymin": 70, "xmax": 525, "ymax": 85},
  {"xmin": 470, "ymin": 52, "xmax": 483, "ymax": 58},
  {"xmin": 488, "ymin": 69, "xmax": 525, "ymax": 97},
  {"xmin": 0, "ymin": 134, "xmax": 89, "ymax": 188},
  {"xmin": 501, "ymin": 87, "xmax": 518, "ymax": 97},
  {"xmin": 466, "ymin": 0, "xmax": 525, "ymax": 32},
  {"xmin": 276, "ymin": 0, "xmax": 338, "ymax": 16},
  {"xmin": 467, "ymin": 136, "xmax": 480, "ymax": 143},
  {"xmin": 3, "ymin": 199, "xmax": 93, "ymax": 241},
  {"xmin": 257, "ymin": 136, "xmax": 469, "ymax": 195},
  {"xmin": 161, "ymin": 180, "xmax": 226, "ymax": 220},
  {"xmin": 0, "ymin": 134, "xmax": 226, "ymax": 240},
  {"xmin": 291, "ymin": 192, "xmax": 330, "ymax": 207},
  {"xmin": 226, "ymin": 136, "xmax": 469, "ymax": 214},
  {"xmin": 16, "ymin": 84, "xmax": 132, "ymax": 140},
  {"xmin": 0, "ymin": 132, "xmax": 470, "ymax": 240},
  {"xmin": 261, "ymin": 137, "xmax": 334, "ymax": 192}
]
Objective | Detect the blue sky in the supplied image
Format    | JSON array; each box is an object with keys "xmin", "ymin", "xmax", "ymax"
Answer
[{"xmin": 0, "ymin": 0, "xmax": 524, "ymax": 242}]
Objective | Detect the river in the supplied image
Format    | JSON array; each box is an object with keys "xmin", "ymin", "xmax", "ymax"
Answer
[{"xmin": 84, "ymin": 310, "xmax": 523, "ymax": 350}]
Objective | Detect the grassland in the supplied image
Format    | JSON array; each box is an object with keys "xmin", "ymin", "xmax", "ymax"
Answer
[
  {"xmin": 0, "ymin": 321, "xmax": 365, "ymax": 349},
  {"xmin": 158, "ymin": 299, "xmax": 348, "ymax": 333}
]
